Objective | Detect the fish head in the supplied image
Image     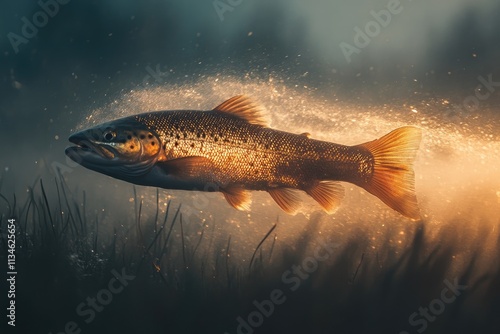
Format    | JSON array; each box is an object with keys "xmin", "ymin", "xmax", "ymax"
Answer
[{"xmin": 65, "ymin": 116, "xmax": 162, "ymax": 178}]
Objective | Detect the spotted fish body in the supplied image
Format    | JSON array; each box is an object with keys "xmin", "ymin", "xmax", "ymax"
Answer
[
  {"xmin": 66, "ymin": 96, "xmax": 422, "ymax": 219},
  {"xmin": 135, "ymin": 110, "xmax": 372, "ymax": 188}
]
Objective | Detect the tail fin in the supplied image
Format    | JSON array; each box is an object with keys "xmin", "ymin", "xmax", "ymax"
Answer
[{"xmin": 358, "ymin": 126, "xmax": 422, "ymax": 220}]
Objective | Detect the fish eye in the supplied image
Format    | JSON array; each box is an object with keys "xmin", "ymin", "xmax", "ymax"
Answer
[{"xmin": 103, "ymin": 131, "xmax": 116, "ymax": 141}]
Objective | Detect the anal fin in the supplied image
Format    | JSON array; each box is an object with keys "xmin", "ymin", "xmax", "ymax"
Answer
[
  {"xmin": 305, "ymin": 181, "xmax": 344, "ymax": 214},
  {"xmin": 268, "ymin": 188, "xmax": 302, "ymax": 214},
  {"xmin": 221, "ymin": 186, "xmax": 252, "ymax": 211}
]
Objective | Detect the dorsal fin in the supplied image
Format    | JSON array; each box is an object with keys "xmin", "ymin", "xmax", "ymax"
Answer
[{"xmin": 213, "ymin": 95, "xmax": 268, "ymax": 127}]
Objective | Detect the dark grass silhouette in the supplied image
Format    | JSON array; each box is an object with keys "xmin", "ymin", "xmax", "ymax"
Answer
[{"xmin": 0, "ymin": 174, "xmax": 499, "ymax": 334}]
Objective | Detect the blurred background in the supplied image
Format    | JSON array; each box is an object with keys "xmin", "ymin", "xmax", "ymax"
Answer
[
  {"xmin": 1, "ymin": 0, "xmax": 500, "ymax": 157},
  {"xmin": 0, "ymin": 1, "xmax": 499, "ymax": 333}
]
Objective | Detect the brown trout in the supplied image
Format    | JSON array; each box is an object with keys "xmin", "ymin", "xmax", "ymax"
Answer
[{"xmin": 66, "ymin": 96, "xmax": 422, "ymax": 219}]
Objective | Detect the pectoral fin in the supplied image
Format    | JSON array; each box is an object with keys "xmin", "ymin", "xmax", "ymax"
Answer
[
  {"xmin": 305, "ymin": 181, "xmax": 344, "ymax": 213},
  {"xmin": 158, "ymin": 156, "xmax": 213, "ymax": 179},
  {"xmin": 268, "ymin": 188, "xmax": 302, "ymax": 214},
  {"xmin": 221, "ymin": 186, "xmax": 252, "ymax": 211}
]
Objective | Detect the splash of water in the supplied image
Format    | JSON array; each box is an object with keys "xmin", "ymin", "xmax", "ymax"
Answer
[{"xmin": 75, "ymin": 75, "xmax": 500, "ymax": 269}]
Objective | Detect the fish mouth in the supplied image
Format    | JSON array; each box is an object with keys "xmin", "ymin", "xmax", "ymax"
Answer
[
  {"xmin": 73, "ymin": 141, "xmax": 115, "ymax": 159},
  {"xmin": 66, "ymin": 133, "xmax": 117, "ymax": 164}
]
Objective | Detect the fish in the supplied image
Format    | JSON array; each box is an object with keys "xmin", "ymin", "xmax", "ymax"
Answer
[{"xmin": 66, "ymin": 95, "xmax": 422, "ymax": 219}]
